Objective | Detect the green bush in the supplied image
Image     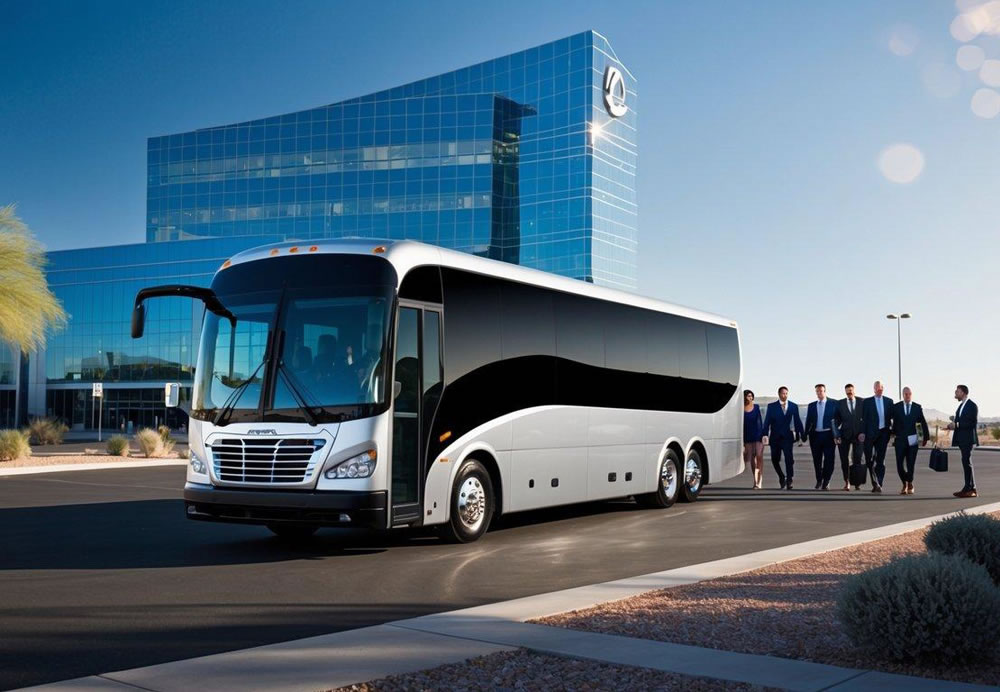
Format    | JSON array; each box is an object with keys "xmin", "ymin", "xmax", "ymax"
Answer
[
  {"xmin": 837, "ymin": 553, "xmax": 1000, "ymax": 662},
  {"xmin": 27, "ymin": 417, "xmax": 68, "ymax": 445},
  {"xmin": 134, "ymin": 428, "xmax": 163, "ymax": 458},
  {"xmin": 106, "ymin": 435, "xmax": 129, "ymax": 457},
  {"xmin": 0, "ymin": 430, "xmax": 31, "ymax": 461},
  {"xmin": 925, "ymin": 512, "xmax": 1000, "ymax": 584}
]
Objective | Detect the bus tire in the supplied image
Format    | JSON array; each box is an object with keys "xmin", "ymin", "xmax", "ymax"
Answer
[
  {"xmin": 680, "ymin": 448, "xmax": 705, "ymax": 503},
  {"xmin": 441, "ymin": 458, "xmax": 494, "ymax": 543},
  {"xmin": 267, "ymin": 524, "xmax": 319, "ymax": 540},
  {"xmin": 637, "ymin": 449, "xmax": 681, "ymax": 508}
]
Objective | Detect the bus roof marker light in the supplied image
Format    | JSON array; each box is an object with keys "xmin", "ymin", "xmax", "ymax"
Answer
[
  {"xmin": 289, "ymin": 246, "xmax": 299, "ymax": 253},
  {"xmin": 269, "ymin": 248, "xmax": 280, "ymax": 256},
  {"xmin": 309, "ymin": 245, "xmax": 318, "ymax": 252},
  {"xmin": 438, "ymin": 431, "xmax": 452, "ymax": 443},
  {"xmin": 221, "ymin": 260, "xmax": 231, "ymax": 270},
  {"xmin": 373, "ymin": 245, "xmax": 386, "ymax": 254}
]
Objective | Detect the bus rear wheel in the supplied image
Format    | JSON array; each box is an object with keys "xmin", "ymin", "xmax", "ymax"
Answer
[
  {"xmin": 680, "ymin": 449, "xmax": 705, "ymax": 503},
  {"xmin": 267, "ymin": 524, "xmax": 319, "ymax": 540},
  {"xmin": 441, "ymin": 458, "xmax": 494, "ymax": 543},
  {"xmin": 637, "ymin": 450, "xmax": 680, "ymax": 508}
]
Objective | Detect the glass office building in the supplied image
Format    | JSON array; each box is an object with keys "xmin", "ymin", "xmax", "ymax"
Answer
[
  {"xmin": 146, "ymin": 30, "xmax": 637, "ymax": 287},
  {"xmin": 5, "ymin": 31, "xmax": 637, "ymax": 430}
]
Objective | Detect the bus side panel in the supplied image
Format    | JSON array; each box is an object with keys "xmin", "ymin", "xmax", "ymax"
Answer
[
  {"xmin": 586, "ymin": 407, "xmax": 646, "ymax": 501},
  {"xmin": 509, "ymin": 447, "xmax": 587, "ymax": 512}
]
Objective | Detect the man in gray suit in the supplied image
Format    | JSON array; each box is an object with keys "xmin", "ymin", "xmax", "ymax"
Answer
[{"xmin": 834, "ymin": 383, "xmax": 865, "ymax": 491}]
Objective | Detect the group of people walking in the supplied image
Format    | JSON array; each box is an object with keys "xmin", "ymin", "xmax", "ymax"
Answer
[{"xmin": 742, "ymin": 381, "xmax": 980, "ymax": 498}]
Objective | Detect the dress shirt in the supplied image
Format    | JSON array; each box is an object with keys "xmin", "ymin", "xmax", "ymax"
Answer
[
  {"xmin": 875, "ymin": 396, "xmax": 886, "ymax": 429},
  {"xmin": 816, "ymin": 399, "xmax": 829, "ymax": 431}
]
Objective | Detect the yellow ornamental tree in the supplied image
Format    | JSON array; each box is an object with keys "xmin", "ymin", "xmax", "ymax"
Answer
[{"xmin": 0, "ymin": 204, "xmax": 66, "ymax": 352}]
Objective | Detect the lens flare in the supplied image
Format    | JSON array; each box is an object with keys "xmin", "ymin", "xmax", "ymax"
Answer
[{"xmin": 878, "ymin": 144, "xmax": 925, "ymax": 184}]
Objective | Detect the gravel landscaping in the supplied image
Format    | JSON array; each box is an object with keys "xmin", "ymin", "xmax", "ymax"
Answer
[
  {"xmin": 331, "ymin": 649, "xmax": 776, "ymax": 691},
  {"xmin": 0, "ymin": 453, "xmax": 185, "ymax": 467},
  {"xmin": 538, "ymin": 513, "xmax": 1000, "ymax": 686}
]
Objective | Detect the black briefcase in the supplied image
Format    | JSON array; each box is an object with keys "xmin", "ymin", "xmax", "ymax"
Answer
[
  {"xmin": 849, "ymin": 463, "xmax": 868, "ymax": 487},
  {"xmin": 929, "ymin": 448, "xmax": 949, "ymax": 472}
]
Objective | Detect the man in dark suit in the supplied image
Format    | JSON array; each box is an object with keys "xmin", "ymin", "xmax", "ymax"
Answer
[
  {"xmin": 861, "ymin": 380, "xmax": 893, "ymax": 493},
  {"xmin": 761, "ymin": 386, "xmax": 805, "ymax": 490},
  {"xmin": 834, "ymin": 383, "xmax": 865, "ymax": 490},
  {"xmin": 804, "ymin": 384, "xmax": 840, "ymax": 490},
  {"xmin": 891, "ymin": 387, "xmax": 930, "ymax": 495},
  {"xmin": 947, "ymin": 384, "xmax": 979, "ymax": 498}
]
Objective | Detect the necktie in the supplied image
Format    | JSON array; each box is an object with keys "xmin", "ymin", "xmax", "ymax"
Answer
[
  {"xmin": 849, "ymin": 399, "xmax": 854, "ymax": 414},
  {"xmin": 906, "ymin": 403, "xmax": 910, "ymax": 416}
]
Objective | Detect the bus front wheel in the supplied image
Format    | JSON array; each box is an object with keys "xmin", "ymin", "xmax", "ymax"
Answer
[
  {"xmin": 441, "ymin": 458, "xmax": 494, "ymax": 543},
  {"xmin": 680, "ymin": 449, "xmax": 704, "ymax": 503},
  {"xmin": 637, "ymin": 449, "xmax": 680, "ymax": 508}
]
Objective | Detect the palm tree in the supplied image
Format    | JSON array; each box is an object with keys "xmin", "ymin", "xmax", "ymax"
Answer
[{"xmin": 0, "ymin": 204, "xmax": 66, "ymax": 352}]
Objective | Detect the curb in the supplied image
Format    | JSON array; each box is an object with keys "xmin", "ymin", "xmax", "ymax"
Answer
[
  {"xmin": 0, "ymin": 460, "xmax": 188, "ymax": 477},
  {"xmin": 25, "ymin": 500, "xmax": 1000, "ymax": 692}
]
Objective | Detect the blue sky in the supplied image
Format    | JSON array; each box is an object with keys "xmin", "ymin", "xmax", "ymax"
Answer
[{"xmin": 2, "ymin": 1, "xmax": 998, "ymax": 414}]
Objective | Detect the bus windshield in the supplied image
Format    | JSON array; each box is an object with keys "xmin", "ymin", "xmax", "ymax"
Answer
[{"xmin": 190, "ymin": 253, "xmax": 397, "ymax": 424}]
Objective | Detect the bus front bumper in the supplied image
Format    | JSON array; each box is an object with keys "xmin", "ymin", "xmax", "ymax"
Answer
[{"xmin": 183, "ymin": 483, "xmax": 387, "ymax": 529}]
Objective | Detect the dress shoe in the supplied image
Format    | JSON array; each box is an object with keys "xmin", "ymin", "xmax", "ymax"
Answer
[
  {"xmin": 815, "ymin": 482, "xmax": 822, "ymax": 490},
  {"xmin": 956, "ymin": 489, "xmax": 978, "ymax": 498},
  {"xmin": 786, "ymin": 482, "xmax": 794, "ymax": 490},
  {"xmin": 872, "ymin": 485, "xmax": 882, "ymax": 494},
  {"xmin": 842, "ymin": 482, "xmax": 850, "ymax": 491},
  {"xmin": 899, "ymin": 486, "xmax": 908, "ymax": 495},
  {"xmin": 821, "ymin": 484, "xmax": 830, "ymax": 491},
  {"xmin": 906, "ymin": 482, "xmax": 914, "ymax": 495}
]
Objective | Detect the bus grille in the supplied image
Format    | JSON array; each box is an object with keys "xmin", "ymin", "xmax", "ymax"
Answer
[{"xmin": 209, "ymin": 438, "xmax": 324, "ymax": 484}]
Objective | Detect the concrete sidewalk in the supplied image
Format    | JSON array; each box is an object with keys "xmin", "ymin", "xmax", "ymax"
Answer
[{"xmin": 26, "ymin": 501, "xmax": 1000, "ymax": 692}]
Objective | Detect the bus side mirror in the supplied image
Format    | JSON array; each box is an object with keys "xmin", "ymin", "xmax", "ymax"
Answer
[
  {"xmin": 393, "ymin": 381, "xmax": 402, "ymax": 399},
  {"xmin": 131, "ymin": 303, "xmax": 146, "ymax": 339},
  {"xmin": 165, "ymin": 382, "xmax": 180, "ymax": 408}
]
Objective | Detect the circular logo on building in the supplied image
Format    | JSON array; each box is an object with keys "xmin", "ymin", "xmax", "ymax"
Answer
[{"xmin": 603, "ymin": 66, "xmax": 628, "ymax": 118}]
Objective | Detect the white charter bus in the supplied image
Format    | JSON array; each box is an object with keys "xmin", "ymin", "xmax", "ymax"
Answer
[{"xmin": 131, "ymin": 240, "xmax": 743, "ymax": 542}]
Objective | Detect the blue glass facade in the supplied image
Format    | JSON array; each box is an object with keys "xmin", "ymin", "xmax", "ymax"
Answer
[
  {"xmin": 146, "ymin": 30, "xmax": 637, "ymax": 288},
  {"xmin": 2, "ymin": 31, "xmax": 637, "ymax": 430},
  {"xmin": 39, "ymin": 237, "xmax": 282, "ymax": 430}
]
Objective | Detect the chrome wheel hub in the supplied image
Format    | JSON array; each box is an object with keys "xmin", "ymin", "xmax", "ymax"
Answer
[
  {"xmin": 457, "ymin": 477, "xmax": 486, "ymax": 531},
  {"xmin": 685, "ymin": 457, "xmax": 702, "ymax": 492},
  {"xmin": 660, "ymin": 458, "xmax": 678, "ymax": 498}
]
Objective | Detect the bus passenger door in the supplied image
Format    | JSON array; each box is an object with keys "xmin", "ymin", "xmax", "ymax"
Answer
[{"xmin": 391, "ymin": 303, "xmax": 442, "ymax": 525}]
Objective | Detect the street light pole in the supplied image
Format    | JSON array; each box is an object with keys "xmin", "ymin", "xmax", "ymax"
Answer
[{"xmin": 886, "ymin": 313, "xmax": 911, "ymax": 399}]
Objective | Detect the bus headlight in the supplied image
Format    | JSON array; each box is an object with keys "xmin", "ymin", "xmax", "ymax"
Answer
[
  {"xmin": 325, "ymin": 449, "xmax": 377, "ymax": 479},
  {"xmin": 189, "ymin": 450, "xmax": 207, "ymax": 475}
]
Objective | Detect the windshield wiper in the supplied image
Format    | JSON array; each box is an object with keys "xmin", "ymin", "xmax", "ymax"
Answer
[
  {"xmin": 213, "ymin": 357, "xmax": 267, "ymax": 427},
  {"xmin": 276, "ymin": 365, "xmax": 321, "ymax": 426}
]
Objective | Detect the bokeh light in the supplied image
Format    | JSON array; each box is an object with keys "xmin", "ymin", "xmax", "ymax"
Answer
[
  {"xmin": 957, "ymin": 44, "xmax": 986, "ymax": 70},
  {"xmin": 980, "ymin": 59, "xmax": 1000, "ymax": 86},
  {"xmin": 877, "ymin": 144, "xmax": 925, "ymax": 184},
  {"xmin": 888, "ymin": 25, "xmax": 919, "ymax": 56},
  {"xmin": 971, "ymin": 87, "xmax": 1000, "ymax": 117}
]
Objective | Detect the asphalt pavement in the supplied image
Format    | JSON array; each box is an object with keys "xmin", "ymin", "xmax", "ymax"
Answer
[{"xmin": 1, "ymin": 448, "xmax": 996, "ymax": 690}]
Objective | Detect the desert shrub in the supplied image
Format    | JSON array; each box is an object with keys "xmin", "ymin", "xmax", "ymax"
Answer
[
  {"xmin": 157, "ymin": 424, "xmax": 171, "ymax": 443},
  {"xmin": 134, "ymin": 428, "xmax": 163, "ymax": 458},
  {"xmin": 106, "ymin": 435, "xmax": 129, "ymax": 457},
  {"xmin": 27, "ymin": 417, "xmax": 68, "ymax": 445},
  {"xmin": 837, "ymin": 553, "xmax": 1000, "ymax": 662},
  {"xmin": 161, "ymin": 437, "xmax": 175, "ymax": 456},
  {"xmin": 991, "ymin": 426, "xmax": 1000, "ymax": 441},
  {"xmin": 0, "ymin": 430, "xmax": 31, "ymax": 461},
  {"xmin": 925, "ymin": 512, "xmax": 1000, "ymax": 584}
]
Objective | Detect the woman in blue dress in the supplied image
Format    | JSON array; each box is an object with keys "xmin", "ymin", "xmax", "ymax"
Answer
[{"xmin": 743, "ymin": 389, "xmax": 765, "ymax": 489}]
